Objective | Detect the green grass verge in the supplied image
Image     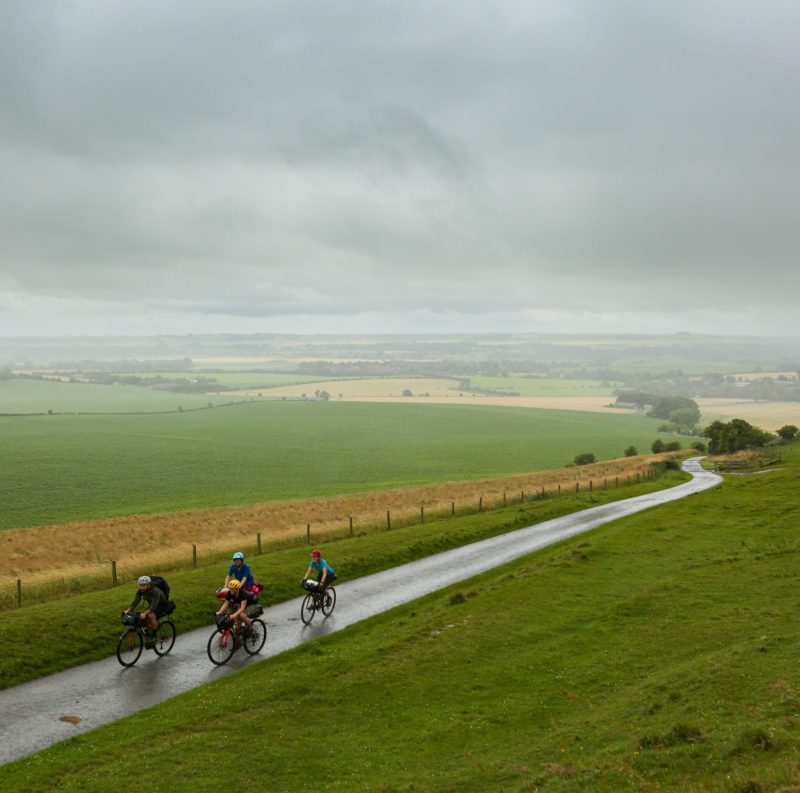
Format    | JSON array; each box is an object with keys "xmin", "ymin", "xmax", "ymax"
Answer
[
  {"xmin": 0, "ymin": 470, "xmax": 686, "ymax": 690},
  {"xmin": 0, "ymin": 400, "xmax": 695, "ymax": 529},
  {"xmin": 4, "ymin": 446, "xmax": 800, "ymax": 790}
]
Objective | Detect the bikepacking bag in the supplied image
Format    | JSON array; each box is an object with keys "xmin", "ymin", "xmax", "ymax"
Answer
[
  {"xmin": 149, "ymin": 575, "xmax": 170, "ymax": 598},
  {"xmin": 163, "ymin": 599, "xmax": 176, "ymax": 615}
]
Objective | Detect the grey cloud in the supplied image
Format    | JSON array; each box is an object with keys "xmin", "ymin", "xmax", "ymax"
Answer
[{"xmin": 1, "ymin": 0, "xmax": 799, "ymax": 337}]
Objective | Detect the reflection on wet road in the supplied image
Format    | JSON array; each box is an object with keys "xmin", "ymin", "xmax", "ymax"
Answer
[{"xmin": 0, "ymin": 459, "xmax": 720, "ymax": 765}]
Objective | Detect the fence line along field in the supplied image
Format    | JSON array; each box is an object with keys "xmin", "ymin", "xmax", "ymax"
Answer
[
  {"xmin": 0, "ymin": 401, "xmax": 691, "ymax": 531},
  {"xmin": 0, "ymin": 454, "xmax": 668, "ymax": 599}
]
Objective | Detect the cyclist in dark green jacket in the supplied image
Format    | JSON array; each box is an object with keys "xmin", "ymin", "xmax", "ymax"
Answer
[{"xmin": 125, "ymin": 576, "xmax": 167, "ymax": 643}]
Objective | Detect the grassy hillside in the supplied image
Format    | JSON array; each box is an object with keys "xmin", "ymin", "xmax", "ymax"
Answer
[
  {"xmin": 0, "ymin": 468, "xmax": 683, "ymax": 689},
  {"xmin": 0, "ymin": 401, "xmax": 690, "ymax": 529},
  {"xmin": 3, "ymin": 444, "xmax": 800, "ymax": 790}
]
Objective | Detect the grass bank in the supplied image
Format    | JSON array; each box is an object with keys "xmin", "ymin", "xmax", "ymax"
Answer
[{"xmin": 3, "ymin": 446, "xmax": 800, "ymax": 791}]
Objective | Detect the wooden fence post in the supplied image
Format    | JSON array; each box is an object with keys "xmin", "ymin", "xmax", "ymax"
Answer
[
  {"xmin": 111, "ymin": 560, "xmax": 117, "ymax": 587},
  {"xmin": 349, "ymin": 515, "xmax": 353, "ymax": 537},
  {"xmin": 16, "ymin": 579, "xmax": 21, "ymax": 609},
  {"xmin": 451, "ymin": 501, "xmax": 455, "ymax": 515},
  {"xmin": 479, "ymin": 496, "xmax": 483, "ymax": 512},
  {"xmin": 576, "ymin": 481, "xmax": 579, "ymax": 493},
  {"xmin": 589, "ymin": 480, "xmax": 593, "ymax": 492},
  {"xmin": 306, "ymin": 524, "xmax": 311, "ymax": 543},
  {"xmin": 420, "ymin": 505, "xmax": 424, "ymax": 523},
  {"xmin": 521, "ymin": 490, "xmax": 524, "ymax": 503},
  {"xmin": 257, "ymin": 533, "xmax": 262, "ymax": 555},
  {"xmin": 503, "ymin": 491, "xmax": 507, "ymax": 507},
  {"xmin": 558, "ymin": 484, "xmax": 561, "ymax": 496},
  {"xmin": 604, "ymin": 478, "xmax": 608, "ymax": 490},
  {"xmin": 192, "ymin": 544, "xmax": 197, "ymax": 569},
  {"xmin": 386, "ymin": 511, "xmax": 391, "ymax": 530}
]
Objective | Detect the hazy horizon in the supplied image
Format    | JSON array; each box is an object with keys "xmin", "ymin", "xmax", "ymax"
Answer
[{"xmin": 2, "ymin": 2, "xmax": 799, "ymax": 337}]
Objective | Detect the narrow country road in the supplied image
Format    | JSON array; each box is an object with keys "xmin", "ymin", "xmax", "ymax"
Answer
[{"xmin": 0, "ymin": 458, "xmax": 720, "ymax": 766}]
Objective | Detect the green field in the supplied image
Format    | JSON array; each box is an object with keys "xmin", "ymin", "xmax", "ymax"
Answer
[
  {"xmin": 111, "ymin": 371, "xmax": 332, "ymax": 389},
  {"xmin": 465, "ymin": 376, "xmax": 617, "ymax": 396},
  {"xmin": 4, "ymin": 446, "xmax": 800, "ymax": 791},
  {"xmin": 0, "ymin": 401, "xmax": 691, "ymax": 529},
  {"xmin": 0, "ymin": 378, "xmax": 236, "ymax": 414}
]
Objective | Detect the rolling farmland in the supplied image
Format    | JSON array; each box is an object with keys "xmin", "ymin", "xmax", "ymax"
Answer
[{"xmin": 0, "ymin": 400, "xmax": 688, "ymax": 530}]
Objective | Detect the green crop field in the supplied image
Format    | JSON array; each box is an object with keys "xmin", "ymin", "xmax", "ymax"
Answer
[
  {"xmin": 4, "ymin": 445, "xmax": 800, "ymax": 791},
  {"xmin": 111, "ymin": 371, "xmax": 332, "ymax": 389},
  {"xmin": 0, "ymin": 401, "xmax": 691, "ymax": 530},
  {"xmin": 465, "ymin": 376, "xmax": 617, "ymax": 396},
  {"xmin": 0, "ymin": 378, "xmax": 236, "ymax": 414}
]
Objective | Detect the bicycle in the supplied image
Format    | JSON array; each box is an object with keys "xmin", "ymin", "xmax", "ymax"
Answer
[
  {"xmin": 207, "ymin": 608, "xmax": 267, "ymax": 666},
  {"xmin": 300, "ymin": 579, "xmax": 337, "ymax": 625},
  {"xmin": 116, "ymin": 611, "xmax": 176, "ymax": 667}
]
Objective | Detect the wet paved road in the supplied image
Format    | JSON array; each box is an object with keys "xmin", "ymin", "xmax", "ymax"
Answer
[{"xmin": 0, "ymin": 459, "xmax": 720, "ymax": 765}]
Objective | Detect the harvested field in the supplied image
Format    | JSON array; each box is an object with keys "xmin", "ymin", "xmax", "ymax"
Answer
[
  {"xmin": 696, "ymin": 398, "xmax": 800, "ymax": 429},
  {"xmin": 0, "ymin": 455, "xmax": 666, "ymax": 595}
]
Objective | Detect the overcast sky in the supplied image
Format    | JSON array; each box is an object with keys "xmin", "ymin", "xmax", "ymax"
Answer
[{"xmin": 1, "ymin": 1, "xmax": 799, "ymax": 338}]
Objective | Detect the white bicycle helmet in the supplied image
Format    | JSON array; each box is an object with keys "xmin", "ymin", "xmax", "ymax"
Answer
[{"xmin": 138, "ymin": 575, "xmax": 152, "ymax": 585}]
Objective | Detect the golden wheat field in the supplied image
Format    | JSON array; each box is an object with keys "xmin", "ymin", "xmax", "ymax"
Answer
[
  {"xmin": 0, "ymin": 456, "xmax": 664, "ymax": 594},
  {"xmin": 696, "ymin": 398, "xmax": 800, "ymax": 429}
]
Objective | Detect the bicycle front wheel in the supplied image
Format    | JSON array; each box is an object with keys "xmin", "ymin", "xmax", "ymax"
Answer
[
  {"xmin": 117, "ymin": 628, "xmax": 143, "ymax": 667},
  {"xmin": 153, "ymin": 620, "xmax": 176, "ymax": 656},
  {"xmin": 243, "ymin": 619, "xmax": 267, "ymax": 654},
  {"xmin": 322, "ymin": 587, "xmax": 337, "ymax": 617},
  {"xmin": 207, "ymin": 628, "xmax": 236, "ymax": 665},
  {"xmin": 300, "ymin": 593, "xmax": 316, "ymax": 625}
]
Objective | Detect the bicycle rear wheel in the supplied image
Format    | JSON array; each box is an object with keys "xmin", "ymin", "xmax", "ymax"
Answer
[
  {"xmin": 207, "ymin": 628, "xmax": 236, "ymax": 665},
  {"xmin": 243, "ymin": 619, "xmax": 267, "ymax": 654},
  {"xmin": 153, "ymin": 620, "xmax": 176, "ymax": 656},
  {"xmin": 300, "ymin": 593, "xmax": 316, "ymax": 625},
  {"xmin": 117, "ymin": 628, "xmax": 143, "ymax": 667},
  {"xmin": 321, "ymin": 587, "xmax": 337, "ymax": 617}
]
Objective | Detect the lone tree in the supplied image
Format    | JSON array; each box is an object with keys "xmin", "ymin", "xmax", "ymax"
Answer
[
  {"xmin": 776, "ymin": 424, "xmax": 799, "ymax": 441},
  {"xmin": 624, "ymin": 446, "xmax": 638, "ymax": 457},
  {"xmin": 573, "ymin": 452, "xmax": 596, "ymax": 466},
  {"xmin": 651, "ymin": 438, "xmax": 665, "ymax": 453}
]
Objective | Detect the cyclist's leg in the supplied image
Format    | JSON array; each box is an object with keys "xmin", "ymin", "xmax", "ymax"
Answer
[
  {"xmin": 243, "ymin": 603, "xmax": 259, "ymax": 629},
  {"xmin": 321, "ymin": 574, "xmax": 336, "ymax": 602}
]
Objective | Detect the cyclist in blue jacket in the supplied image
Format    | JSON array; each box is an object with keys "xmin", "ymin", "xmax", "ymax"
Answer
[
  {"xmin": 224, "ymin": 551, "xmax": 254, "ymax": 589},
  {"xmin": 302, "ymin": 549, "xmax": 336, "ymax": 605}
]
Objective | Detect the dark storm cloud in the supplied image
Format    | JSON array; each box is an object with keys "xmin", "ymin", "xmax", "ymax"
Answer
[{"xmin": 1, "ymin": 0, "xmax": 799, "ymax": 335}]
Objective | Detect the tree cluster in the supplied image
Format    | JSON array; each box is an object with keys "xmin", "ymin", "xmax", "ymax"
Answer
[{"xmin": 703, "ymin": 419, "xmax": 775, "ymax": 454}]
